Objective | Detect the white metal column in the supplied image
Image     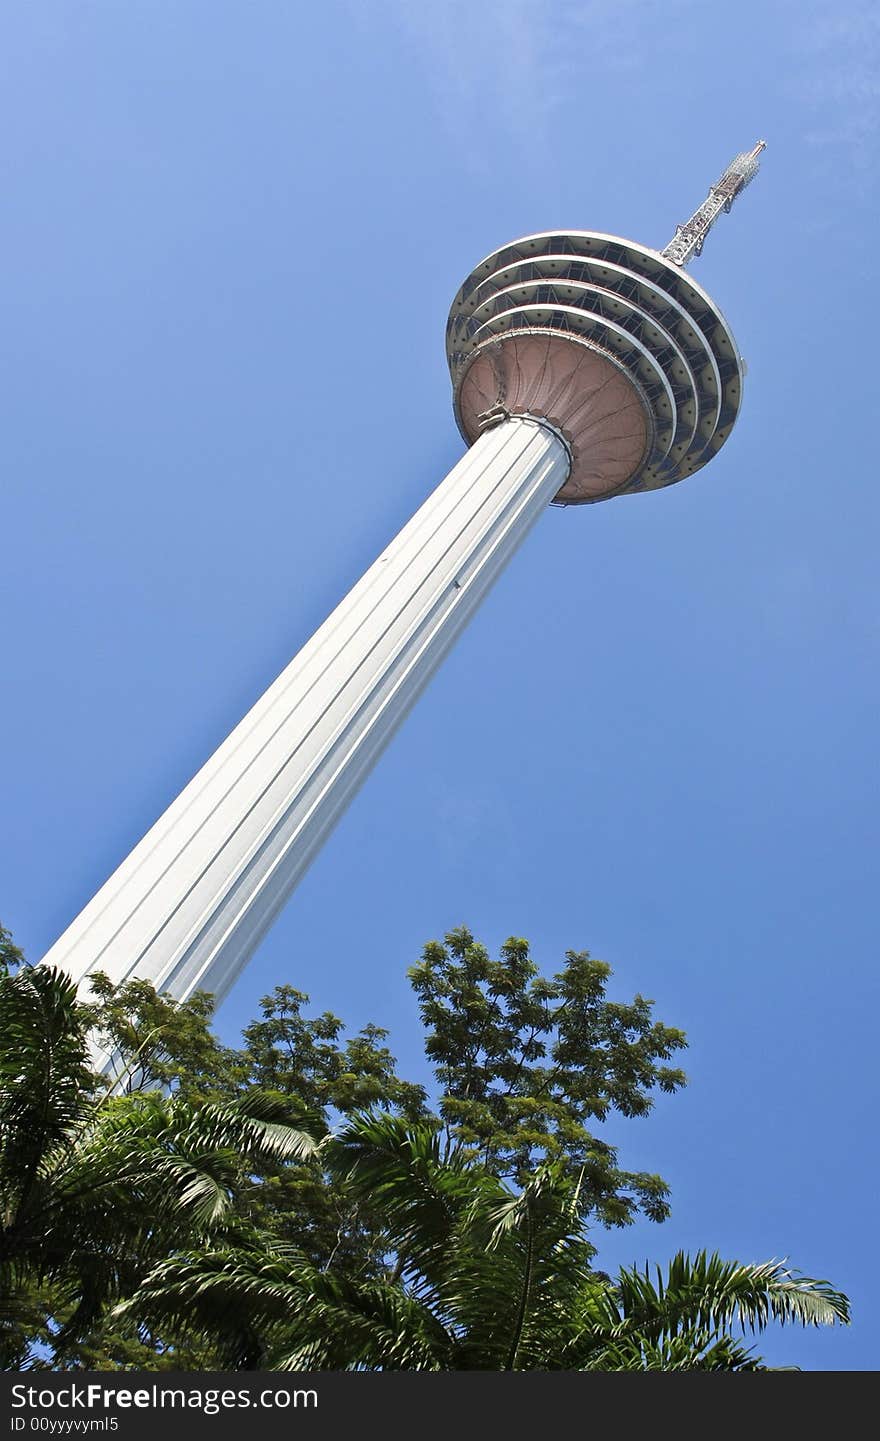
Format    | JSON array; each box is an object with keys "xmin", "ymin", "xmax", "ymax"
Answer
[{"xmin": 40, "ymin": 417, "xmax": 570, "ymax": 1013}]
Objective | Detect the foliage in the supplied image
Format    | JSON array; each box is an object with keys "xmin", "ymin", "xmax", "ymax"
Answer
[
  {"xmin": 0, "ymin": 922, "xmax": 851, "ymax": 1371},
  {"xmin": 0, "ymin": 962, "xmax": 318, "ymax": 1369},
  {"xmin": 232, "ymin": 986, "xmax": 428, "ymax": 1276},
  {"xmin": 122, "ymin": 1113, "xmax": 849, "ymax": 1371},
  {"xmin": 241, "ymin": 986, "xmax": 427, "ymax": 1119},
  {"xmin": 82, "ymin": 975, "xmax": 429, "ymax": 1278},
  {"xmin": 78, "ymin": 972, "xmax": 239, "ymax": 1101},
  {"xmin": 83, "ymin": 927, "xmax": 687, "ymax": 1267},
  {"xmin": 409, "ymin": 927, "xmax": 687, "ymax": 1223},
  {"xmin": 0, "ymin": 924, "xmax": 25, "ymax": 980}
]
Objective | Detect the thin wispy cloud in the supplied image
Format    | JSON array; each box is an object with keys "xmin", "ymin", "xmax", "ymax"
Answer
[
  {"xmin": 356, "ymin": 0, "xmax": 877, "ymax": 197},
  {"xmin": 355, "ymin": 0, "xmax": 687, "ymax": 173},
  {"xmin": 786, "ymin": 0, "xmax": 879, "ymax": 173}
]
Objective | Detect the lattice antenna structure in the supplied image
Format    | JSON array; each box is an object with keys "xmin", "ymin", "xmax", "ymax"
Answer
[{"xmin": 662, "ymin": 142, "xmax": 766, "ymax": 268}]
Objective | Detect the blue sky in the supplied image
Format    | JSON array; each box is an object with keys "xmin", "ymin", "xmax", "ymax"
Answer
[{"xmin": 2, "ymin": 1, "xmax": 877, "ymax": 1370}]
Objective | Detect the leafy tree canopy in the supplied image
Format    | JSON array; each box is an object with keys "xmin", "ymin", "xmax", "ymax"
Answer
[
  {"xmin": 0, "ymin": 924, "xmax": 24, "ymax": 980},
  {"xmin": 86, "ymin": 927, "xmax": 687, "ymax": 1232},
  {"xmin": 1, "ymin": 919, "xmax": 847, "ymax": 1373},
  {"xmin": 122, "ymin": 1112, "xmax": 849, "ymax": 1372},
  {"xmin": 410, "ymin": 927, "xmax": 687, "ymax": 1223},
  {"xmin": 0, "ymin": 959, "xmax": 317, "ymax": 1370}
]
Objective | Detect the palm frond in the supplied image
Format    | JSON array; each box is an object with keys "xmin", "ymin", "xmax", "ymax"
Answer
[
  {"xmin": 329, "ymin": 1112, "xmax": 494, "ymax": 1286},
  {"xmin": 613, "ymin": 1250, "xmax": 850, "ymax": 1339},
  {"xmin": 0, "ymin": 967, "xmax": 93, "ymax": 1214},
  {"xmin": 120, "ymin": 1243, "xmax": 454, "ymax": 1371}
]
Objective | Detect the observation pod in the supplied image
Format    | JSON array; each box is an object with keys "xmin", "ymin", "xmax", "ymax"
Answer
[
  {"xmin": 447, "ymin": 231, "xmax": 744, "ymax": 505},
  {"xmin": 38, "ymin": 147, "xmax": 764, "ymax": 1067}
]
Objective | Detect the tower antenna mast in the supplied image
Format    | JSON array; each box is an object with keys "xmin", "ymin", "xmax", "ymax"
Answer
[{"xmin": 662, "ymin": 141, "xmax": 766, "ymax": 267}]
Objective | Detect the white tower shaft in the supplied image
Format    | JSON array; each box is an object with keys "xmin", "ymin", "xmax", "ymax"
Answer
[{"xmin": 41, "ymin": 418, "xmax": 569, "ymax": 1012}]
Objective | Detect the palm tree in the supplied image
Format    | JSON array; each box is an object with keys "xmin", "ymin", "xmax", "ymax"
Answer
[
  {"xmin": 0, "ymin": 964, "xmax": 318, "ymax": 1368},
  {"xmin": 121, "ymin": 1112, "xmax": 849, "ymax": 1370}
]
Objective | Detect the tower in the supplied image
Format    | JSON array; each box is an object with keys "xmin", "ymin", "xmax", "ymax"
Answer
[{"xmin": 39, "ymin": 146, "xmax": 765, "ymax": 1045}]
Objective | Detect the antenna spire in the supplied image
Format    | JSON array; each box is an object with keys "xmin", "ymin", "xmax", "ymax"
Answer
[{"xmin": 662, "ymin": 141, "xmax": 765, "ymax": 268}]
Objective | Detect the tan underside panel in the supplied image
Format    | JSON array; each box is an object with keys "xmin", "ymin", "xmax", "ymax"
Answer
[{"xmin": 457, "ymin": 332, "xmax": 649, "ymax": 503}]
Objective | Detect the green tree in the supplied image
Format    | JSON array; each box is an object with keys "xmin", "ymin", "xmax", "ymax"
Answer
[
  {"xmin": 410, "ymin": 927, "xmax": 686, "ymax": 1224},
  {"xmin": 0, "ymin": 924, "xmax": 853, "ymax": 1371},
  {"xmin": 85, "ymin": 928, "xmax": 688, "ymax": 1245},
  {"xmin": 241, "ymin": 985, "xmax": 426, "ymax": 1118},
  {"xmin": 122, "ymin": 1112, "xmax": 849, "ymax": 1371},
  {"xmin": 0, "ymin": 963, "xmax": 318, "ymax": 1369},
  {"xmin": 0, "ymin": 923, "xmax": 24, "ymax": 980},
  {"xmin": 80, "ymin": 971, "xmax": 241, "ymax": 1101},
  {"xmin": 83, "ymin": 974, "xmax": 428, "ymax": 1279},
  {"xmin": 232, "ymin": 985, "xmax": 427, "ymax": 1274},
  {"xmin": 81, "ymin": 924, "xmax": 691, "ymax": 1291}
]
